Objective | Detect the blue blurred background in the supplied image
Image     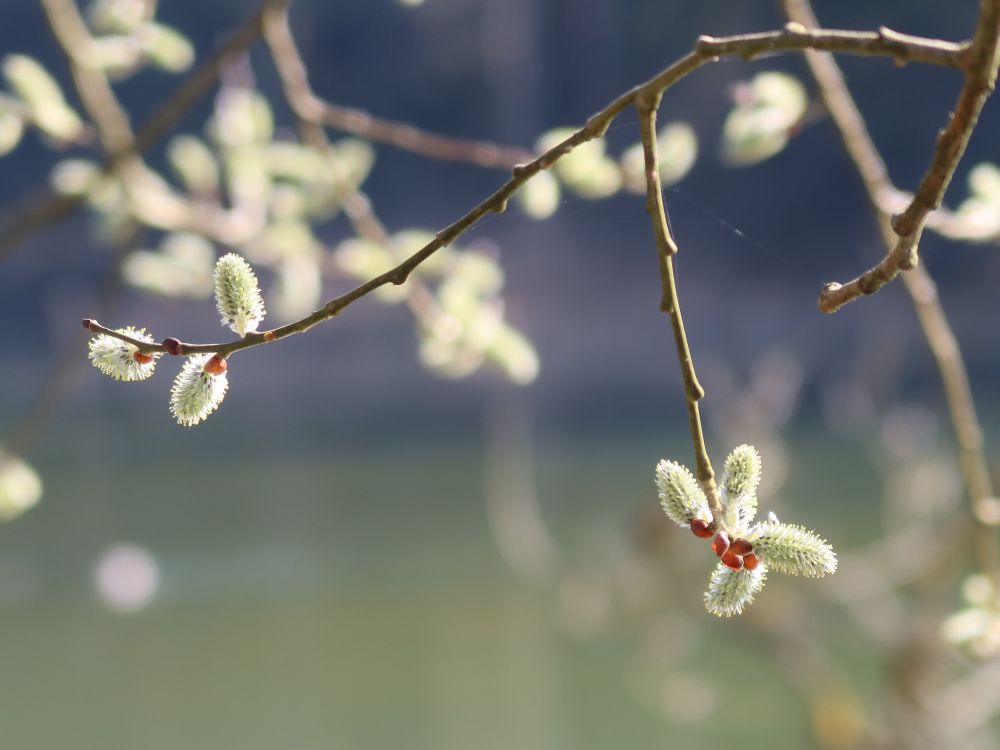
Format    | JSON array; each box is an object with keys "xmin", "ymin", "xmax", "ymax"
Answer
[{"xmin": 0, "ymin": 1, "xmax": 998, "ymax": 748}]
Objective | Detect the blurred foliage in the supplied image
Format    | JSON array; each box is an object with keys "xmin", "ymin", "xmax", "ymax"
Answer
[
  {"xmin": 720, "ymin": 72, "xmax": 808, "ymax": 166},
  {"xmin": 0, "ymin": 449, "xmax": 42, "ymax": 521},
  {"xmin": 952, "ymin": 162, "xmax": 1000, "ymax": 240}
]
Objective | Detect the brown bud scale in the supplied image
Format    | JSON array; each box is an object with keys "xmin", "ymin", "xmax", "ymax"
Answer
[
  {"xmin": 203, "ymin": 354, "xmax": 228, "ymax": 375},
  {"xmin": 711, "ymin": 532, "xmax": 730, "ymax": 558},
  {"xmin": 721, "ymin": 551, "xmax": 744, "ymax": 570},
  {"xmin": 730, "ymin": 538, "xmax": 753, "ymax": 556},
  {"xmin": 162, "ymin": 337, "xmax": 183, "ymax": 355},
  {"xmin": 690, "ymin": 519, "xmax": 714, "ymax": 539}
]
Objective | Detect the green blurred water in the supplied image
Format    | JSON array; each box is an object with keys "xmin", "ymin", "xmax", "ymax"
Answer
[{"xmin": 0, "ymin": 429, "xmax": 880, "ymax": 750}]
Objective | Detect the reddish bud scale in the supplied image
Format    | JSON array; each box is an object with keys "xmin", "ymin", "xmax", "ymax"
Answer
[
  {"xmin": 133, "ymin": 351, "xmax": 154, "ymax": 365},
  {"xmin": 81, "ymin": 318, "xmax": 94, "ymax": 330},
  {"xmin": 690, "ymin": 519, "xmax": 714, "ymax": 539},
  {"xmin": 203, "ymin": 354, "xmax": 228, "ymax": 375},
  {"xmin": 721, "ymin": 551, "xmax": 744, "ymax": 570},
  {"xmin": 711, "ymin": 532, "xmax": 730, "ymax": 557},
  {"xmin": 162, "ymin": 337, "xmax": 183, "ymax": 355},
  {"xmin": 743, "ymin": 554, "xmax": 759, "ymax": 571},
  {"xmin": 263, "ymin": 331, "xmax": 275, "ymax": 342},
  {"xmin": 730, "ymin": 538, "xmax": 753, "ymax": 556}
]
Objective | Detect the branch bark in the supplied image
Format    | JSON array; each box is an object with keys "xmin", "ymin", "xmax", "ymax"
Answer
[
  {"xmin": 82, "ymin": 19, "xmax": 980, "ymax": 360},
  {"xmin": 782, "ymin": 0, "xmax": 999, "ymax": 583},
  {"xmin": 635, "ymin": 93, "xmax": 721, "ymax": 520},
  {"xmin": 817, "ymin": 0, "xmax": 1000, "ymax": 312}
]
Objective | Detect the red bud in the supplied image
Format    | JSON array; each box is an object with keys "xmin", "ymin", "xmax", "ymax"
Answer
[
  {"xmin": 690, "ymin": 519, "xmax": 714, "ymax": 539},
  {"xmin": 711, "ymin": 532, "xmax": 730, "ymax": 557},
  {"xmin": 721, "ymin": 551, "xmax": 744, "ymax": 570},
  {"xmin": 730, "ymin": 538, "xmax": 753, "ymax": 556},
  {"xmin": 133, "ymin": 351, "xmax": 154, "ymax": 365},
  {"xmin": 203, "ymin": 354, "xmax": 228, "ymax": 375},
  {"xmin": 162, "ymin": 337, "xmax": 182, "ymax": 355},
  {"xmin": 81, "ymin": 318, "xmax": 94, "ymax": 330},
  {"xmin": 743, "ymin": 554, "xmax": 759, "ymax": 571}
]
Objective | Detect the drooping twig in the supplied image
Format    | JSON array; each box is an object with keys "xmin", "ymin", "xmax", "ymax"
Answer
[
  {"xmin": 635, "ymin": 92, "xmax": 721, "ymax": 520},
  {"xmin": 82, "ymin": 20, "xmax": 978, "ymax": 361},
  {"xmin": 782, "ymin": 0, "xmax": 999, "ymax": 583},
  {"xmin": 816, "ymin": 0, "xmax": 1000, "ymax": 313}
]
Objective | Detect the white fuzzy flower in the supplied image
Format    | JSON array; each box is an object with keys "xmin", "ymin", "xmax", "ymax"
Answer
[
  {"xmin": 704, "ymin": 562, "xmax": 768, "ymax": 617},
  {"xmin": 747, "ymin": 521, "xmax": 837, "ymax": 578},
  {"xmin": 655, "ymin": 459, "xmax": 710, "ymax": 527},
  {"xmin": 169, "ymin": 354, "xmax": 228, "ymax": 426},
  {"xmin": 655, "ymin": 443, "xmax": 836, "ymax": 616},
  {"xmin": 88, "ymin": 326, "xmax": 159, "ymax": 381},
  {"xmin": 214, "ymin": 252, "xmax": 265, "ymax": 336},
  {"xmin": 721, "ymin": 443, "xmax": 761, "ymax": 529}
]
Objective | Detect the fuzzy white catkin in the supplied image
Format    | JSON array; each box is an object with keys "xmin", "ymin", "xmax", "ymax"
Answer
[
  {"xmin": 169, "ymin": 354, "xmax": 228, "ymax": 426},
  {"xmin": 749, "ymin": 522, "xmax": 837, "ymax": 577},
  {"xmin": 88, "ymin": 326, "xmax": 159, "ymax": 381},
  {"xmin": 214, "ymin": 252, "xmax": 265, "ymax": 336},
  {"xmin": 722, "ymin": 444, "xmax": 761, "ymax": 500},
  {"xmin": 655, "ymin": 459, "xmax": 710, "ymax": 527},
  {"xmin": 721, "ymin": 444, "xmax": 761, "ymax": 529},
  {"xmin": 704, "ymin": 562, "xmax": 768, "ymax": 617}
]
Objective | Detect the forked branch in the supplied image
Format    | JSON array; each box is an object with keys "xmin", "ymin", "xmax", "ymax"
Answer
[
  {"xmin": 83, "ymin": 19, "xmax": 980, "ymax": 359},
  {"xmin": 817, "ymin": 0, "xmax": 1000, "ymax": 312}
]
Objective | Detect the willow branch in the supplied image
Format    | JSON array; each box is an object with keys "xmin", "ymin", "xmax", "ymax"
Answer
[
  {"xmin": 635, "ymin": 93, "xmax": 720, "ymax": 518},
  {"xmin": 82, "ymin": 21, "xmax": 976, "ymax": 362},
  {"xmin": 817, "ymin": 0, "xmax": 1000, "ymax": 313},
  {"xmin": 783, "ymin": 0, "xmax": 999, "ymax": 582},
  {"xmin": 259, "ymin": 0, "xmax": 525, "ymax": 170}
]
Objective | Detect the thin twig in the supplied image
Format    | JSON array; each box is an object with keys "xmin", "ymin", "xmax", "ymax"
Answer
[
  {"xmin": 782, "ymin": 0, "xmax": 999, "ymax": 584},
  {"xmin": 817, "ymin": 0, "xmax": 1000, "ymax": 312},
  {"xmin": 635, "ymin": 93, "xmax": 721, "ymax": 519},
  {"xmin": 317, "ymin": 101, "xmax": 535, "ymax": 170},
  {"xmin": 259, "ymin": 0, "xmax": 526, "ymax": 170},
  {"xmin": 82, "ymin": 21, "xmax": 976, "ymax": 359}
]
